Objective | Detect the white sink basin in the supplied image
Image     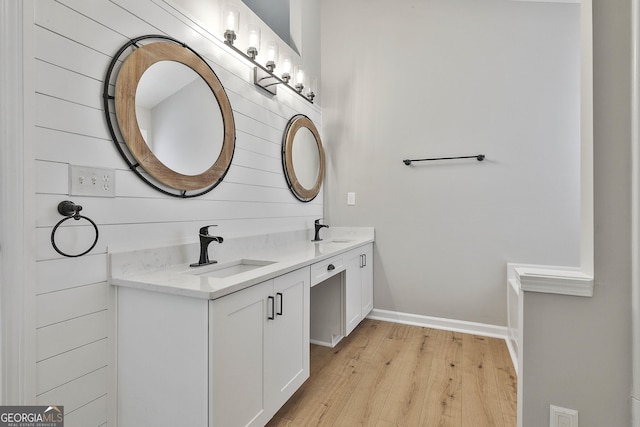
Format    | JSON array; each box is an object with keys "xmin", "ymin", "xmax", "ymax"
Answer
[
  {"xmin": 329, "ymin": 239, "xmax": 353, "ymax": 244},
  {"xmin": 186, "ymin": 259, "xmax": 276, "ymax": 278}
]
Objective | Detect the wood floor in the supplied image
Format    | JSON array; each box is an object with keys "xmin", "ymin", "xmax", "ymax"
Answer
[{"xmin": 267, "ymin": 319, "xmax": 517, "ymax": 427}]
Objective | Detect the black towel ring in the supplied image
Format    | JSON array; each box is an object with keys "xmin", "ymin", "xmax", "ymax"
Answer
[{"xmin": 51, "ymin": 201, "xmax": 99, "ymax": 258}]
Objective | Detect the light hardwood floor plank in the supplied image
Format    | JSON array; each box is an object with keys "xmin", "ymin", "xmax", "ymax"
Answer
[
  {"xmin": 267, "ymin": 319, "xmax": 517, "ymax": 427},
  {"xmin": 461, "ymin": 335, "xmax": 504, "ymax": 426},
  {"xmin": 487, "ymin": 336, "xmax": 518, "ymax": 425},
  {"xmin": 419, "ymin": 329, "xmax": 463, "ymax": 426}
]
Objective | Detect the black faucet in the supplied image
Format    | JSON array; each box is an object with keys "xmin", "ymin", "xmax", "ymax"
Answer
[
  {"xmin": 312, "ymin": 219, "xmax": 329, "ymax": 242},
  {"xmin": 190, "ymin": 225, "xmax": 224, "ymax": 267}
]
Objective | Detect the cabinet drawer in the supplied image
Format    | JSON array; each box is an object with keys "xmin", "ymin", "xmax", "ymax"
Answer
[{"xmin": 311, "ymin": 255, "xmax": 345, "ymax": 287}]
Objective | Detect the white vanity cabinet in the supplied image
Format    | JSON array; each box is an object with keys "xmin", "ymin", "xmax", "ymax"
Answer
[
  {"xmin": 344, "ymin": 244, "xmax": 373, "ymax": 335},
  {"xmin": 116, "ymin": 267, "xmax": 310, "ymax": 427},
  {"xmin": 210, "ymin": 267, "xmax": 309, "ymax": 427}
]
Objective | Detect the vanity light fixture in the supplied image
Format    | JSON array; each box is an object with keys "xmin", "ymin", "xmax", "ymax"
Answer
[
  {"xmin": 222, "ymin": 27, "xmax": 315, "ymax": 103},
  {"xmin": 222, "ymin": 4, "xmax": 239, "ymax": 45}
]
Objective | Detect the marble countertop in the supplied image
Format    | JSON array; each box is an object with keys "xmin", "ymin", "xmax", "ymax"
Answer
[{"xmin": 109, "ymin": 227, "xmax": 374, "ymax": 300}]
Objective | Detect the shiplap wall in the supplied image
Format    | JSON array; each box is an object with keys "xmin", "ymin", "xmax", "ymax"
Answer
[{"xmin": 32, "ymin": 0, "xmax": 321, "ymax": 425}]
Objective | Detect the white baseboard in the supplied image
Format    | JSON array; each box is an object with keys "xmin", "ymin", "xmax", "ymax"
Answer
[
  {"xmin": 367, "ymin": 309, "xmax": 509, "ymax": 340},
  {"xmin": 310, "ymin": 336, "xmax": 343, "ymax": 348},
  {"xmin": 505, "ymin": 334, "xmax": 519, "ymax": 376}
]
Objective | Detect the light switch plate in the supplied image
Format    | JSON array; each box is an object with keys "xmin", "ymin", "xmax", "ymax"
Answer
[
  {"xmin": 347, "ymin": 192, "xmax": 356, "ymax": 205},
  {"xmin": 69, "ymin": 165, "xmax": 116, "ymax": 197}
]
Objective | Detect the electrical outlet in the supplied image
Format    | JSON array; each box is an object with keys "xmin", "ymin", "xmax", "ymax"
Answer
[
  {"xmin": 69, "ymin": 165, "xmax": 116, "ymax": 197},
  {"xmin": 550, "ymin": 405, "xmax": 578, "ymax": 427}
]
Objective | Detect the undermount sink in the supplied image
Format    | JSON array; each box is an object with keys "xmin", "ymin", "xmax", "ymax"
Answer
[
  {"xmin": 327, "ymin": 238, "xmax": 353, "ymax": 244},
  {"xmin": 186, "ymin": 259, "xmax": 276, "ymax": 278}
]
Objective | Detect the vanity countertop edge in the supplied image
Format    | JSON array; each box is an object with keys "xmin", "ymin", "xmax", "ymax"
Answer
[{"xmin": 109, "ymin": 227, "xmax": 374, "ymax": 300}]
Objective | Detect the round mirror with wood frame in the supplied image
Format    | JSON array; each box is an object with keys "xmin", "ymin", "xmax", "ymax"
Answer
[
  {"xmin": 103, "ymin": 35, "xmax": 235, "ymax": 197},
  {"xmin": 282, "ymin": 115, "xmax": 325, "ymax": 202}
]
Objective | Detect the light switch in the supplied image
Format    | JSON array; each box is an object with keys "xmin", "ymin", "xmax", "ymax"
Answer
[{"xmin": 347, "ymin": 192, "xmax": 356, "ymax": 205}]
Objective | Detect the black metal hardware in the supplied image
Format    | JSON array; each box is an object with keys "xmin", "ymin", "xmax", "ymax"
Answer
[
  {"xmin": 190, "ymin": 225, "xmax": 223, "ymax": 267},
  {"xmin": 312, "ymin": 218, "xmax": 329, "ymax": 242},
  {"xmin": 327, "ymin": 264, "xmax": 335, "ymax": 272},
  {"xmin": 268, "ymin": 296, "xmax": 275, "ymax": 320},
  {"xmin": 276, "ymin": 292, "xmax": 283, "ymax": 316},
  {"xmin": 51, "ymin": 201, "xmax": 99, "ymax": 258},
  {"xmin": 403, "ymin": 154, "xmax": 485, "ymax": 165}
]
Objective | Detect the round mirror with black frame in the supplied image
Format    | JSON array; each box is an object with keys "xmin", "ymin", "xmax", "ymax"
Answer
[
  {"xmin": 282, "ymin": 114, "xmax": 325, "ymax": 202},
  {"xmin": 103, "ymin": 35, "xmax": 235, "ymax": 198}
]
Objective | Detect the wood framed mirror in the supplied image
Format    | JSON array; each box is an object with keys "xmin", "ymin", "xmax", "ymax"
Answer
[
  {"xmin": 282, "ymin": 115, "xmax": 325, "ymax": 202},
  {"xmin": 103, "ymin": 35, "xmax": 235, "ymax": 197}
]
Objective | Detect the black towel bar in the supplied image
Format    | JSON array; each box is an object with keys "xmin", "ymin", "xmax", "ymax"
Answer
[{"xmin": 403, "ymin": 154, "xmax": 485, "ymax": 165}]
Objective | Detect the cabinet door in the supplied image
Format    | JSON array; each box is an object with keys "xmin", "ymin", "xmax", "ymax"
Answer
[
  {"xmin": 344, "ymin": 251, "xmax": 363, "ymax": 336},
  {"xmin": 361, "ymin": 245, "xmax": 374, "ymax": 317},
  {"xmin": 210, "ymin": 280, "xmax": 271, "ymax": 427},
  {"xmin": 267, "ymin": 267, "xmax": 310, "ymax": 412}
]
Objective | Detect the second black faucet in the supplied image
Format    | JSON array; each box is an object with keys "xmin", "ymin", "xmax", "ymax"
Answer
[
  {"xmin": 312, "ymin": 219, "xmax": 329, "ymax": 242},
  {"xmin": 190, "ymin": 225, "xmax": 224, "ymax": 267}
]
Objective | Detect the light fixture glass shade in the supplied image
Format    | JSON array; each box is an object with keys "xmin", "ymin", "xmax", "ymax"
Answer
[
  {"xmin": 281, "ymin": 56, "xmax": 292, "ymax": 82},
  {"xmin": 222, "ymin": 4, "xmax": 239, "ymax": 44},
  {"xmin": 222, "ymin": 4, "xmax": 239, "ymax": 33},
  {"xmin": 294, "ymin": 66, "xmax": 304, "ymax": 85},
  {"xmin": 265, "ymin": 41, "xmax": 279, "ymax": 63},
  {"xmin": 265, "ymin": 40, "xmax": 278, "ymax": 71},
  {"xmin": 247, "ymin": 24, "xmax": 261, "ymax": 59},
  {"xmin": 294, "ymin": 65, "xmax": 304, "ymax": 93},
  {"xmin": 308, "ymin": 75, "xmax": 318, "ymax": 94}
]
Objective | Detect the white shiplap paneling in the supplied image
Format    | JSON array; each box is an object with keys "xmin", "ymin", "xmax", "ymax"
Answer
[
  {"xmin": 36, "ymin": 339, "xmax": 107, "ymax": 395},
  {"xmin": 32, "ymin": 0, "xmax": 322, "ymax": 425},
  {"xmin": 36, "ymin": 283, "xmax": 108, "ymax": 327},
  {"xmin": 37, "ymin": 310, "xmax": 107, "ymax": 361},
  {"xmin": 37, "ymin": 367, "xmax": 107, "ymax": 414}
]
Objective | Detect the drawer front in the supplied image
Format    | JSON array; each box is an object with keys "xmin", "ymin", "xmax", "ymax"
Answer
[{"xmin": 310, "ymin": 255, "xmax": 345, "ymax": 287}]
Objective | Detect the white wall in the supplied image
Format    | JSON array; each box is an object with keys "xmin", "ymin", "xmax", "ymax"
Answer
[
  {"xmin": 321, "ymin": 0, "xmax": 581, "ymax": 326},
  {"xmin": 29, "ymin": 0, "xmax": 320, "ymax": 425}
]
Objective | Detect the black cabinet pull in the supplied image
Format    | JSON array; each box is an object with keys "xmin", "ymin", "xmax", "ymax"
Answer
[
  {"xmin": 267, "ymin": 296, "xmax": 275, "ymax": 320},
  {"xmin": 276, "ymin": 292, "xmax": 283, "ymax": 316},
  {"xmin": 327, "ymin": 264, "xmax": 335, "ymax": 271}
]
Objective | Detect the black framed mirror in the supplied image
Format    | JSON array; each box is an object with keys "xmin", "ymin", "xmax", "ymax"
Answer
[
  {"xmin": 103, "ymin": 35, "xmax": 235, "ymax": 197},
  {"xmin": 282, "ymin": 114, "xmax": 325, "ymax": 202}
]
